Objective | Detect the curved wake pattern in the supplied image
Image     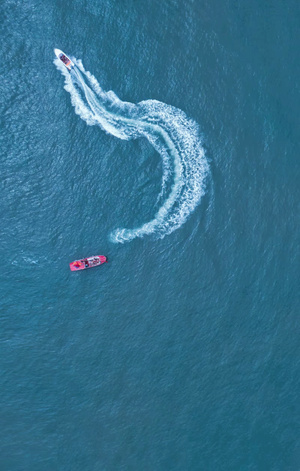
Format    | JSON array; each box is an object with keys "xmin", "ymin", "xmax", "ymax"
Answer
[{"xmin": 54, "ymin": 57, "xmax": 209, "ymax": 243}]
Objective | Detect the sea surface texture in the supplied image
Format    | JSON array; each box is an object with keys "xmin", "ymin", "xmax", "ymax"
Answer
[{"xmin": 1, "ymin": 1, "xmax": 299, "ymax": 470}]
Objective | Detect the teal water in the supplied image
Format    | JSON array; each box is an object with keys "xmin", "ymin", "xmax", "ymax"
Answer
[{"xmin": 1, "ymin": 1, "xmax": 299, "ymax": 470}]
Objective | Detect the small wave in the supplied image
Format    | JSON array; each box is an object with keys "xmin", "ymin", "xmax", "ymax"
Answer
[{"xmin": 54, "ymin": 57, "xmax": 209, "ymax": 243}]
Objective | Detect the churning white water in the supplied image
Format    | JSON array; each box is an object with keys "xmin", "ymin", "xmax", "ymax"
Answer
[{"xmin": 54, "ymin": 57, "xmax": 209, "ymax": 243}]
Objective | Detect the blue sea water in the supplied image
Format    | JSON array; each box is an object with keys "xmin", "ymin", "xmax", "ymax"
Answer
[{"xmin": 1, "ymin": 1, "xmax": 299, "ymax": 470}]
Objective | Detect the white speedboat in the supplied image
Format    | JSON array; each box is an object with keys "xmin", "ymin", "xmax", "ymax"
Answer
[{"xmin": 54, "ymin": 48, "xmax": 74, "ymax": 70}]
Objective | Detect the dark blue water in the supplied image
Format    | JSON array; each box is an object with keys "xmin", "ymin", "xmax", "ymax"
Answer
[{"xmin": 1, "ymin": 1, "xmax": 299, "ymax": 470}]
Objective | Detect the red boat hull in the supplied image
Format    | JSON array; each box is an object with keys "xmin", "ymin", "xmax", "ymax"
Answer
[{"xmin": 70, "ymin": 255, "xmax": 107, "ymax": 271}]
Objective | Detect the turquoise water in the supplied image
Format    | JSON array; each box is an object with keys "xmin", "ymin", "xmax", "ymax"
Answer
[{"xmin": 1, "ymin": 1, "xmax": 299, "ymax": 470}]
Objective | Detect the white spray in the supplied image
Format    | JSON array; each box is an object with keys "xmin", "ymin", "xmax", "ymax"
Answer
[{"xmin": 54, "ymin": 57, "xmax": 209, "ymax": 243}]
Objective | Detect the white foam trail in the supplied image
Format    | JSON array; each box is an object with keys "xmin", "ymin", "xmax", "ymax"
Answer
[{"xmin": 54, "ymin": 57, "xmax": 209, "ymax": 243}]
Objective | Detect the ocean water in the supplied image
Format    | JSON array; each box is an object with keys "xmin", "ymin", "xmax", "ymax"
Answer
[{"xmin": 1, "ymin": 1, "xmax": 299, "ymax": 470}]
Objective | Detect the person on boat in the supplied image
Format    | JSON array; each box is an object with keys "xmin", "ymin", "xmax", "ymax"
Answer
[{"xmin": 84, "ymin": 259, "xmax": 89, "ymax": 268}]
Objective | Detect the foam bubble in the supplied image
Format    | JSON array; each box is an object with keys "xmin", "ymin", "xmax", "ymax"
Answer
[{"xmin": 54, "ymin": 57, "xmax": 209, "ymax": 242}]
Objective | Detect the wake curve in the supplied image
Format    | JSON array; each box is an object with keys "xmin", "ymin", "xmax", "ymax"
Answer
[{"xmin": 54, "ymin": 57, "xmax": 209, "ymax": 243}]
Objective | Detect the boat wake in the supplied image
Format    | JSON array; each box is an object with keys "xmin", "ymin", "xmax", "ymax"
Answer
[{"xmin": 54, "ymin": 57, "xmax": 209, "ymax": 243}]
